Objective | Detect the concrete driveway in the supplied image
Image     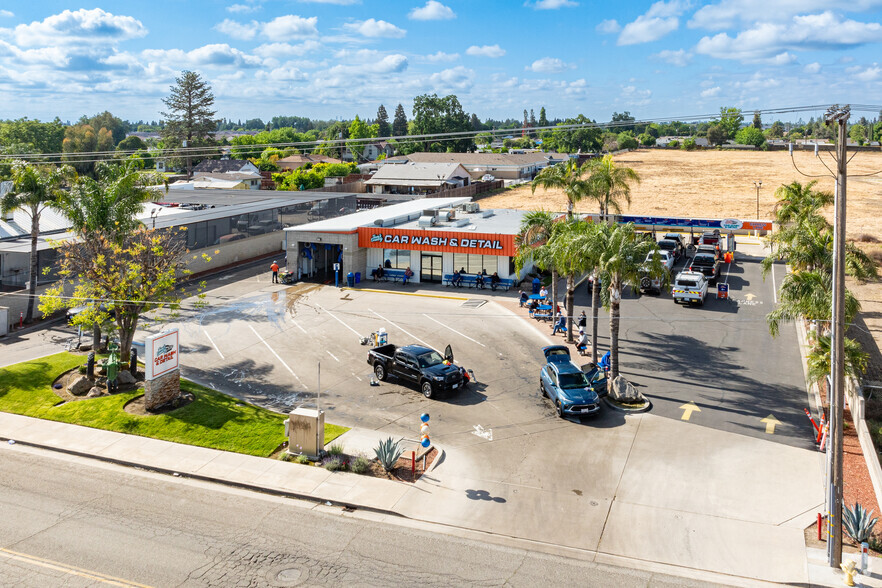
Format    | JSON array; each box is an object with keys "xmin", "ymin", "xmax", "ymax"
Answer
[{"xmin": 124, "ymin": 244, "xmax": 824, "ymax": 584}]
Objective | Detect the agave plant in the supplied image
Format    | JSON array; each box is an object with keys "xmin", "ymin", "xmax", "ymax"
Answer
[
  {"xmin": 844, "ymin": 502, "xmax": 879, "ymax": 543},
  {"xmin": 374, "ymin": 437, "xmax": 403, "ymax": 472}
]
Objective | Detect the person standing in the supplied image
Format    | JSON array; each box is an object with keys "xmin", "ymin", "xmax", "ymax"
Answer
[
  {"xmin": 270, "ymin": 260, "xmax": 280, "ymax": 283},
  {"xmin": 577, "ymin": 311, "xmax": 587, "ymax": 330}
]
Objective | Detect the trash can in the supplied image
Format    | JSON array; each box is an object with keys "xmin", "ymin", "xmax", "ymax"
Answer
[
  {"xmin": 717, "ymin": 283, "xmax": 729, "ymax": 300},
  {"xmin": 354, "ymin": 272, "xmax": 361, "ymax": 284},
  {"xmin": 346, "ymin": 272, "xmax": 354, "ymax": 287},
  {"xmin": 532, "ymin": 277, "xmax": 541, "ymax": 295}
]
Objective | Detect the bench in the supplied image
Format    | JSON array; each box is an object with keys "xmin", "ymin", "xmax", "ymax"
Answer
[
  {"xmin": 533, "ymin": 313, "xmax": 552, "ymax": 321},
  {"xmin": 384, "ymin": 269, "xmax": 408, "ymax": 284}
]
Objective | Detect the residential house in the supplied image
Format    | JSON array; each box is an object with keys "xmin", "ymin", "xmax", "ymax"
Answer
[
  {"xmin": 277, "ymin": 154, "xmax": 343, "ymax": 171},
  {"xmin": 364, "ymin": 162, "xmax": 471, "ymax": 195},
  {"xmin": 382, "ymin": 152, "xmax": 570, "ymax": 181},
  {"xmin": 342, "ymin": 141, "xmax": 395, "ymax": 162},
  {"xmin": 192, "ymin": 159, "xmax": 260, "ymax": 176}
]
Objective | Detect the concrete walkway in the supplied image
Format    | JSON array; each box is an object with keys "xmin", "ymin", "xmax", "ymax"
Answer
[{"xmin": 3, "ymin": 411, "xmax": 879, "ymax": 587}]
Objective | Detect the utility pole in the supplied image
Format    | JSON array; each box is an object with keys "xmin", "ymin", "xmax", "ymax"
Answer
[
  {"xmin": 753, "ymin": 180, "xmax": 762, "ymax": 219},
  {"xmin": 826, "ymin": 104, "xmax": 849, "ymax": 567}
]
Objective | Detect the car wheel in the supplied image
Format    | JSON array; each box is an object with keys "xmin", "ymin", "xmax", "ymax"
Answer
[
  {"xmin": 540, "ymin": 380, "xmax": 547, "ymax": 396},
  {"xmin": 698, "ymin": 297, "xmax": 704, "ymax": 306},
  {"xmin": 421, "ymin": 380, "xmax": 434, "ymax": 399},
  {"xmin": 374, "ymin": 363, "xmax": 386, "ymax": 381},
  {"xmin": 556, "ymin": 399, "xmax": 564, "ymax": 418}
]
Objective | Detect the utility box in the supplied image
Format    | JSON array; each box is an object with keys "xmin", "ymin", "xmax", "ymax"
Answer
[
  {"xmin": 286, "ymin": 407, "xmax": 325, "ymax": 459},
  {"xmin": 0, "ymin": 306, "xmax": 7, "ymax": 336}
]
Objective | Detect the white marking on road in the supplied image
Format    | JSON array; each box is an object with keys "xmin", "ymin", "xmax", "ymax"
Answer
[
  {"xmin": 288, "ymin": 315, "xmax": 308, "ymax": 334},
  {"xmin": 370, "ymin": 309, "xmax": 431, "ymax": 347},
  {"xmin": 326, "ymin": 350, "xmax": 340, "ymax": 362},
  {"xmin": 422, "ymin": 314, "xmax": 486, "ymax": 347},
  {"xmin": 202, "ymin": 328, "xmax": 225, "ymax": 360},
  {"xmin": 351, "ymin": 372, "xmax": 363, "ymax": 382},
  {"xmin": 247, "ymin": 325, "xmax": 307, "ymax": 389},
  {"xmin": 316, "ymin": 303, "xmax": 362, "ymax": 338}
]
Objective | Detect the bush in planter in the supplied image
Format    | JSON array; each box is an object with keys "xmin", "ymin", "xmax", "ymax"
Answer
[
  {"xmin": 322, "ymin": 456, "xmax": 345, "ymax": 471},
  {"xmin": 350, "ymin": 455, "xmax": 371, "ymax": 474},
  {"xmin": 844, "ymin": 502, "xmax": 878, "ymax": 543},
  {"xmin": 374, "ymin": 437, "xmax": 403, "ymax": 472}
]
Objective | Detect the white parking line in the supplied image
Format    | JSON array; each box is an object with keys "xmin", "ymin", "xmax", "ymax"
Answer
[
  {"xmin": 202, "ymin": 328, "xmax": 225, "ymax": 360},
  {"xmin": 423, "ymin": 314, "xmax": 486, "ymax": 347},
  {"xmin": 326, "ymin": 350, "xmax": 340, "ymax": 362},
  {"xmin": 370, "ymin": 309, "xmax": 431, "ymax": 347},
  {"xmin": 247, "ymin": 325, "xmax": 307, "ymax": 389},
  {"xmin": 351, "ymin": 372, "xmax": 363, "ymax": 382},
  {"xmin": 315, "ymin": 303, "xmax": 363, "ymax": 338},
  {"xmin": 288, "ymin": 315, "xmax": 308, "ymax": 334}
]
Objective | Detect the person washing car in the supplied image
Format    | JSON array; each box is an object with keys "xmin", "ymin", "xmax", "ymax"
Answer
[{"xmin": 270, "ymin": 260, "xmax": 280, "ymax": 283}]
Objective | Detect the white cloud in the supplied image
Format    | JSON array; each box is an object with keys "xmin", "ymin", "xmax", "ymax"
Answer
[
  {"xmin": 297, "ymin": 0, "xmax": 360, "ymax": 3},
  {"xmin": 618, "ymin": 1, "xmax": 689, "ymax": 45},
  {"xmin": 429, "ymin": 65, "xmax": 475, "ymax": 91},
  {"xmin": 526, "ymin": 57, "xmax": 573, "ymax": 73},
  {"xmin": 596, "ymin": 19, "xmax": 621, "ymax": 34},
  {"xmin": 0, "ymin": 10, "xmax": 14, "ymax": 18},
  {"xmin": 565, "ymin": 78, "xmax": 588, "ymax": 95},
  {"xmin": 466, "ymin": 44, "xmax": 506, "ymax": 58},
  {"xmin": 141, "ymin": 44, "xmax": 262, "ymax": 68},
  {"xmin": 689, "ymin": 0, "xmax": 882, "ymax": 31},
  {"xmin": 409, "ymin": 1, "xmax": 456, "ymax": 20},
  {"xmin": 226, "ymin": 4, "xmax": 258, "ymax": 13},
  {"xmin": 343, "ymin": 19, "xmax": 406, "ymax": 38},
  {"xmin": 327, "ymin": 53, "xmax": 408, "ymax": 75},
  {"xmin": 855, "ymin": 63, "xmax": 881, "ymax": 81},
  {"xmin": 621, "ymin": 85, "xmax": 652, "ymax": 106},
  {"xmin": 700, "ymin": 86, "xmax": 721, "ymax": 98},
  {"xmin": 216, "ymin": 15, "xmax": 318, "ymax": 41},
  {"xmin": 10, "ymin": 8, "xmax": 147, "ymax": 47},
  {"xmin": 804, "ymin": 62, "xmax": 821, "ymax": 74},
  {"xmin": 253, "ymin": 41, "xmax": 321, "ymax": 62},
  {"xmin": 652, "ymin": 48, "xmax": 691, "ymax": 66},
  {"xmin": 424, "ymin": 51, "xmax": 459, "ymax": 62},
  {"xmin": 256, "ymin": 66, "xmax": 307, "ymax": 81},
  {"xmin": 695, "ymin": 12, "xmax": 882, "ymax": 62},
  {"xmin": 530, "ymin": 0, "xmax": 578, "ymax": 9}
]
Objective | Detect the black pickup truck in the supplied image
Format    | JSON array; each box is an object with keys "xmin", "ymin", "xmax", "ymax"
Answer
[
  {"xmin": 689, "ymin": 252, "xmax": 721, "ymax": 285},
  {"xmin": 367, "ymin": 343, "xmax": 464, "ymax": 398}
]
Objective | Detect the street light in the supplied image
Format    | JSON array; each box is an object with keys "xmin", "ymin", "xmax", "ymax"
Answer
[{"xmin": 753, "ymin": 181, "xmax": 763, "ymax": 219}]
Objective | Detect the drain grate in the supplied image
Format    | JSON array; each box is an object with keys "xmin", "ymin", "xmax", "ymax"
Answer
[{"xmin": 461, "ymin": 299, "xmax": 487, "ymax": 309}]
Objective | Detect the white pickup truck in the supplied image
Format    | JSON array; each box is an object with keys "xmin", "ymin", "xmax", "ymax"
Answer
[{"xmin": 672, "ymin": 271, "xmax": 708, "ymax": 306}]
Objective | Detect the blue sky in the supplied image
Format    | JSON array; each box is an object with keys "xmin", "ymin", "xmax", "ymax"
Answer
[{"xmin": 1, "ymin": 1, "xmax": 881, "ymax": 124}]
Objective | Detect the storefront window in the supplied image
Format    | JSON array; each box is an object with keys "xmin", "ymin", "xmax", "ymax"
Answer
[
  {"xmin": 383, "ymin": 249, "xmax": 410, "ymax": 269},
  {"xmin": 453, "ymin": 253, "xmax": 496, "ymax": 275}
]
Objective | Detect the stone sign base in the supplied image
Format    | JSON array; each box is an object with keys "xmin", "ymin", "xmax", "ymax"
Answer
[{"xmin": 144, "ymin": 370, "xmax": 182, "ymax": 411}]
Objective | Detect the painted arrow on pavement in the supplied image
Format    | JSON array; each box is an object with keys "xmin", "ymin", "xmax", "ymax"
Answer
[
  {"xmin": 760, "ymin": 414, "xmax": 782, "ymax": 434},
  {"xmin": 744, "ymin": 292, "xmax": 757, "ymax": 301},
  {"xmin": 680, "ymin": 401, "xmax": 701, "ymax": 421}
]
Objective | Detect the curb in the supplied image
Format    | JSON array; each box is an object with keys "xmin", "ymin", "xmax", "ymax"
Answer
[
  {"xmin": 341, "ymin": 287, "xmax": 468, "ymax": 301},
  {"xmin": 602, "ymin": 397, "xmax": 653, "ymax": 414},
  {"xmin": 0, "ymin": 434, "xmax": 405, "ymax": 520}
]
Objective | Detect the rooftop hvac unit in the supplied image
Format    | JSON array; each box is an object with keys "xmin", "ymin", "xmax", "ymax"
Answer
[
  {"xmin": 462, "ymin": 202, "xmax": 480, "ymax": 213},
  {"xmin": 418, "ymin": 215, "xmax": 438, "ymax": 227},
  {"xmin": 481, "ymin": 209, "xmax": 494, "ymax": 218},
  {"xmin": 453, "ymin": 218, "xmax": 470, "ymax": 227},
  {"xmin": 422, "ymin": 209, "xmax": 438, "ymax": 217}
]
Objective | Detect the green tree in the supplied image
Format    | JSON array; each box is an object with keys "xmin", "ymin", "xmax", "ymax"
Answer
[
  {"xmin": 806, "ymin": 335, "xmax": 869, "ymax": 384},
  {"xmin": 546, "ymin": 219, "xmax": 598, "ymax": 344},
  {"xmin": 475, "ymin": 132, "xmax": 493, "ymax": 147},
  {"xmin": 117, "ymin": 135, "xmax": 148, "ymax": 152},
  {"xmin": 584, "ymin": 154, "xmax": 640, "ymax": 220},
  {"xmin": 616, "ymin": 131, "xmax": 638, "ymax": 150},
  {"xmin": 637, "ymin": 132, "xmax": 656, "ymax": 146},
  {"xmin": 63, "ymin": 124, "xmax": 115, "ymax": 175},
  {"xmin": 82, "ymin": 111, "xmax": 127, "ymax": 146},
  {"xmin": 596, "ymin": 223, "xmax": 661, "ymax": 379},
  {"xmin": 719, "ymin": 107, "xmax": 743, "ymax": 140},
  {"xmin": 849, "ymin": 124, "xmax": 867, "ymax": 146},
  {"xmin": 411, "ymin": 93, "xmax": 473, "ymax": 152},
  {"xmin": 538, "ymin": 107, "xmax": 548, "ymax": 129},
  {"xmin": 611, "ymin": 111, "xmax": 635, "ymax": 133},
  {"xmin": 392, "ymin": 104, "xmax": 408, "ymax": 137},
  {"xmin": 873, "ymin": 121, "xmax": 882, "ymax": 142},
  {"xmin": 752, "ymin": 110, "xmax": 763, "ymax": 130},
  {"xmin": 376, "ymin": 105, "xmax": 391, "ymax": 138},
  {"xmin": 768, "ymin": 121, "xmax": 785, "ymax": 138},
  {"xmin": 531, "ymin": 159, "xmax": 588, "ymax": 218},
  {"xmin": 0, "ymin": 118, "xmax": 65, "ymax": 155},
  {"xmin": 1, "ymin": 162, "xmax": 72, "ymax": 322},
  {"xmin": 514, "ymin": 210, "xmax": 560, "ymax": 318},
  {"xmin": 735, "ymin": 126, "xmax": 766, "ymax": 148},
  {"xmin": 706, "ymin": 124, "xmax": 727, "ymax": 146},
  {"xmin": 547, "ymin": 115, "xmax": 602, "ymax": 153},
  {"xmin": 346, "ymin": 116, "xmax": 374, "ymax": 162},
  {"xmin": 160, "ymin": 71, "xmax": 218, "ymax": 177}
]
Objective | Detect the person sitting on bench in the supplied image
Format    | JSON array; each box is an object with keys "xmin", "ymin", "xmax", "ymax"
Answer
[
  {"xmin": 575, "ymin": 329, "xmax": 590, "ymax": 355},
  {"xmin": 519, "ymin": 290, "xmax": 528, "ymax": 307},
  {"xmin": 452, "ymin": 269, "xmax": 463, "ymax": 287},
  {"xmin": 403, "ymin": 267, "xmax": 414, "ymax": 285},
  {"xmin": 372, "ymin": 265, "xmax": 384, "ymax": 281},
  {"xmin": 490, "ymin": 272, "xmax": 500, "ymax": 291},
  {"xmin": 475, "ymin": 273, "xmax": 485, "ymax": 289}
]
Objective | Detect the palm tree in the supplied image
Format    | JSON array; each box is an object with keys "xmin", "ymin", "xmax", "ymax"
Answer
[
  {"xmin": 546, "ymin": 219, "xmax": 595, "ymax": 343},
  {"xmin": 773, "ymin": 180, "xmax": 833, "ymax": 227},
  {"xmin": 596, "ymin": 223, "xmax": 663, "ymax": 379},
  {"xmin": 806, "ymin": 335, "xmax": 869, "ymax": 384},
  {"xmin": 766, "ymin": 270, "xmax": 860, "ymax": 338},
  {"xmin": 584, "ymin": 154, "xmax": 640, "ymax": 222},
  {"xmin": 581, "ymin": 221, "xmax": 612, "ymax": 363},
  {"xmin": 515, "ymin": 210, "xmax": 560, "ymax": 309},
  {"xmin": 1, "ymin": 162, "xmax": 70, "ymax": 322},
  {"xmin": 530, "ymin": 159, "xmax": 588, "ymax": 218}
]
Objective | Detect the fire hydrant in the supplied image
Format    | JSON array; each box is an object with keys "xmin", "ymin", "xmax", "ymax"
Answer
[{"xmin": 841, "ymin": 559, "xmax": 857, "ymax": 586}]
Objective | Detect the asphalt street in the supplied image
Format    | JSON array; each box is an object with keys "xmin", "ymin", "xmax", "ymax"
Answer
[{"xmin": 0, "ymin": 444, "xmax": 718, "ymax": 588}]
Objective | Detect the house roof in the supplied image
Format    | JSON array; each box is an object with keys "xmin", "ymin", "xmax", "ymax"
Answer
[
  {"xmin": 384, "ymin": 151, "xmax": 568, "ymax": 168},
  {"xmin": 194, "ymin": 172, "xmax": 262, "ymax": 181},
  {"xmin": 192, "ymin": 159, "xmax": 255, "ymax": 173},
  {"xmin": 365, "ymin": 162, "xmax": 468, "ymax": 184}
]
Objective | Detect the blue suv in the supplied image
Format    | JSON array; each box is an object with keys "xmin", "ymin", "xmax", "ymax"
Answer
[{"xmin": 540, "ymin": 345, "xmax": 603, "ymax": 418}]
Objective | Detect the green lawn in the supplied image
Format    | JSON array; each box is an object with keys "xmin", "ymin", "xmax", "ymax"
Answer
[{"xmin": 0, "ymin": 353, "xmax": 348, "ymax": 457}]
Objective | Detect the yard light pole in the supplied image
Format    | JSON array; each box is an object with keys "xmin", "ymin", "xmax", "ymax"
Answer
[{"xmin": 753, "ymin": 181, "xmax": 762, "ymax": 219}]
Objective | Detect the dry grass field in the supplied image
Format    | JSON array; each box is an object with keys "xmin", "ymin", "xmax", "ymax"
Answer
[{"xmin": 480, "ymin": 148, "xmax": 882, "ymax": 381}]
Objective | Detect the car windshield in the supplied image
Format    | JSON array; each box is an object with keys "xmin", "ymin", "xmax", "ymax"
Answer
[
  {"xmin": 417, "ymin": 351, "xmax": 445, "ymax": 368},
  {"xmin": 559, "ymin": 371, "xmax": 590, "ymax": 389},
  {"xmin": 658, "ymin": 240, "xmax": 675, "ymax": 250},
  {"xmin": 676, "ymin": 280, "xmax": 698, "ymax": 287},
  {"xmin": 692, "ymin": 255, "xmax": 715, "ymax": 266}
]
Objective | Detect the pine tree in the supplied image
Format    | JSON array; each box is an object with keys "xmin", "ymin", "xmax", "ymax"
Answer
[
  {"xmin": 530, "ymin": 109, "xmax": 537, "ymax": 127},
  {"xmin": 470, "ymin": 113, "xmax": 481, "ymax": 131},
  {"xmin": 523, "ymin": 109, "xmax": 529, "ymax": 136},
  {"xmin": 376, "ymin": 105, "xmax": 391, "ymax": 138},
  {"xmin": 392, "ymin": 104, "xmax": 408, "ymax": 137},
  {"xmin": 160, "ymin": 70, "xmax": 218, "ymax": 177},
  {"xmin": 539, "ymin": 107, "xmax": 548, "ymax": 128},
  {"xmin": 752, "ymin": 110, "xmax": 762, "ymax": 129}
]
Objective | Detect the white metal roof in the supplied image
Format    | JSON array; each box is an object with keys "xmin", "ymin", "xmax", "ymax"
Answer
[
  {"xmin": 364, "ymin": 162, "xmax": 468, "ymax": 185},
  {"xmin": 284, "ymin": 197, "xmax": 469, "ymax": 233}
]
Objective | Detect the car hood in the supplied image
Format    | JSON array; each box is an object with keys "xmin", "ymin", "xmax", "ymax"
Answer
[
  {"xmin": 560, "ymin": 387, "xmax": 599, "ymax": 404},
  {"xmin": 425, "ymin": 364, "xmax": 462, "ymax": 379}
]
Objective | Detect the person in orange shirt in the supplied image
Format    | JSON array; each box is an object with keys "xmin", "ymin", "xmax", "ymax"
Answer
[{"xmin": 270, "ymin": 261, "xmax": 280, "ymax": 283}]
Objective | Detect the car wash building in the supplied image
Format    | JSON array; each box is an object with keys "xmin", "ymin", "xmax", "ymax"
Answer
[{"xmin": 284, "ymin": 197, "xmax": 530, "ymax": 284}]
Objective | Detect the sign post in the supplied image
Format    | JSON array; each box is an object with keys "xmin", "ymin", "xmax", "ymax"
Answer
[
  {"xmin": 143, "ymin": 328, "xmax": 183, "ymax": 411},
  {"xmin": 333, "ymin": 262, "xmax": 340, "ymax": 288}
]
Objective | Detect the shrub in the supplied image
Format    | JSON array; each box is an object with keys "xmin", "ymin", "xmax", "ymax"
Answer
[
  {"xmin": 374, "ymin": 437, "xmax": 403, "ymax": 472},
  {"xmin": 327, "ymin": 442, "xmax": 345, "ymax": 456},
  {"xmin": 844, "ymin": 502, "xmax": 879, "ymax": 543},
  {"xmin": 668, "ymin": 140, "xmax": 680, "ymax": 148},
  {"xmin": 78, "ymin": 364, "xmax": 87, "ymax": 374},
  {"xmin": 857, "ymin": 234, "xmax": 880, "ymax": 243},
  {"xmin": 680, "ymin": 138, "xmax": 697, "ymax": 151},
  {"xmin": 322, "ymin": 456, "xmax": 345, "ymax": 471},
  {"xmin": 350, "ymin": 456, "xmax": 371, "ymax": 475},
  {"xmin": 294, "ymin": 453, "xmax": 310, "ymax": 464}
]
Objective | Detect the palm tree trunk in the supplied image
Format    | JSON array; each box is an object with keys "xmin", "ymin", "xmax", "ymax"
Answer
[
  {"xmin": 610, "ymin": 300, "xmax": 620, "ymax": 379},
  {"xmin": 591, "ymin": 270, "xmax": 600, "ymax": 364},
  {"xmin": 550, "ymin": 269, "xmax": 559, "ymax": 313},
  {"xmin": 565, "ymin": 273, "xmax": 575, "ymax": 343},
  {"xmin": 26, "ymin": 215, "xmax": 39, "ymax": 323}
]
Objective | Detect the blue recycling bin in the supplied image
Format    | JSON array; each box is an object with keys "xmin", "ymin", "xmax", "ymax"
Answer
[
  {"xmin": 532, "ymin": 277, "xmax": 541, "ymax": 295},
  {"xmin": 355, "ymin": 272, "xmax": 361, "ymax": 284},
  {"xmin": 346, "ymin": 272, "xmax": 354, "ymax": 287}
]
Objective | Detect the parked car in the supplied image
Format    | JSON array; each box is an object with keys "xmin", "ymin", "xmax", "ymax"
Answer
[
  {"xmin": 695, "ymin": 244, "xmax": 720, "ymax": 260},
  {"xmin": 646, "ymin": 250, "xmax": 674, "ymax": 273},
  {"xmin": 540, "ymin": 345, "xmax": 603, "ymax": 418},
  {"xmin": 639, "ymin": 251, "xmax": 672, "ymax": 294},
  {"xmin": 689, "ymin": 252, "xmax": 722, "ymax": 285},
  {"xmin": 697, "ymin": 230, "xmax": 723, "ymax": 253},
  {"xmin": 672, "ymin": 271, "xmax": 708, "ymax": 305},
  {"xmin": 657, "ymin": 238, "xmax": 683, "ymax": 261},
  {"xmin": 663, "ymin": 233, "xmax": 687, "ymax": 252},
  {"xmin": 368, "ymin": 343, "xmax": 463, "ymax": 398}
]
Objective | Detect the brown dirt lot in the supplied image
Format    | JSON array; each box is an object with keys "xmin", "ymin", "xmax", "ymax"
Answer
[{"xmin": 481, "ymin": 147, "xmax": 882, "ymax": 379}]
